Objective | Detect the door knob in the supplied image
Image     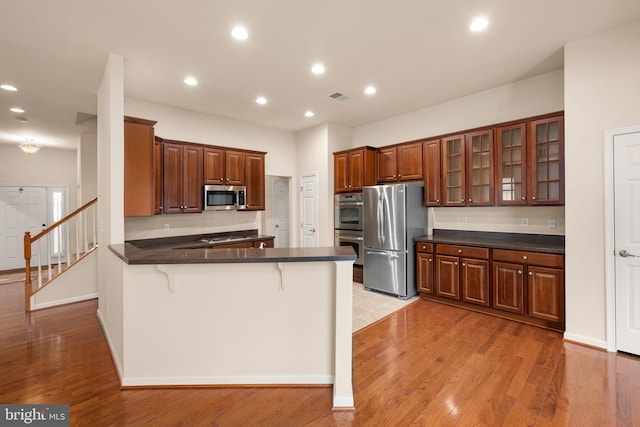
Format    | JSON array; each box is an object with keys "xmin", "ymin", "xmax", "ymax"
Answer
[
  {"xmin": 619, "ymin": 249, "xmax": 638, "ymax": 258},
  {"xmin": 311, "ymin": 228, "xmax": 316, "ymax": 232}
]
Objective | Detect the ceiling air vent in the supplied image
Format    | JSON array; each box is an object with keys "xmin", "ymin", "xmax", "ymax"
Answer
[{"xmin": 328, "ymin": 92, "xmax": 351, "ymax": 101}]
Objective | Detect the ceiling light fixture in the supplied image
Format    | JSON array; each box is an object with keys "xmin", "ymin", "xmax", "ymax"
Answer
[
  {"xmin": 470, "ymin": 16, "xmax": 489, "ymax": 32},
  {"xmin": 304, "ymin": 111, "xmax": 314, "ymax": 118},
  {"xmin": 10, "ymin": 107, "xmax": 25, "ymax": 113},
  {"xmin": 256, "ymin": 96, "xmax": 267, "ymax": 105},
  {"xmin": 231, "ymin": 25, "xmax": 249, "ymax": 41},
  {"xmin": 184, "ymin": 76, "xmax": 198, "ymax": 86},
  {"xmin": 311, "ymin": 63, "xmax": 325, "ymax": 75},
  {"xmin": 1, "ymin": 84, "xmax": 18, "ymax": 91},
  {"xmin": 364, "ymin": 86, "xmax": 377, "ymax": 95},
  {"xmin": 19, "ymin": 138, "xmax": 40, "ymax": 154}
]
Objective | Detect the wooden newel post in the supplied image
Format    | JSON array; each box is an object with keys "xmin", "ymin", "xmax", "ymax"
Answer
[{"xmin": 24, "ymin": 232, "xmax": 32, "ymax": 312}]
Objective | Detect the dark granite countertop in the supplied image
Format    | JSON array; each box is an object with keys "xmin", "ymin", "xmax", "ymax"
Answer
[
  {"xmin": 109, "ymin": 243, "xmax": 357, "ymax": 265},
  {"xmin": 127, "ymin": 229, "xmax": 275, "ymax": 250},
  {"xmin": 415, "ymin": 229, "xmax": 564, "ymax": 254}
]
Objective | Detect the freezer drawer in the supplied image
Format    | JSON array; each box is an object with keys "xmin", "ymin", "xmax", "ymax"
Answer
[{"xmin": 363, "ymin": 249, "xmax": 408, "ymax": 298}]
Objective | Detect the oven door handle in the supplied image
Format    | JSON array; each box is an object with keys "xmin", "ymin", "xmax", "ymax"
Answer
[{"xmin": 338, "ymin": 236, "xmax": 364, "ymax": 242}]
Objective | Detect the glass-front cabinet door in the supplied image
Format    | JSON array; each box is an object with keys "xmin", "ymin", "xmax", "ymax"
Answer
[
  {"xmin": 442, "ymin": 134, "xmax": 466, "ymax": 206},
  {"xmin": 467, "ymin": 129, "xmax": 494, "ymax": 205},
  {"xmin": 529, "ymin": 116, "xmax": 564, "ymax": 205},
  {"xmin": 496, "ymin": 123, "xmax": 527, "ymax": 205}
]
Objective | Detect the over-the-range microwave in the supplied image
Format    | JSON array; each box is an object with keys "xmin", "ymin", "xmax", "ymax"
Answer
[{"xmin": 203, "ymin": 185, "xmax": 246, "ymax": 211}]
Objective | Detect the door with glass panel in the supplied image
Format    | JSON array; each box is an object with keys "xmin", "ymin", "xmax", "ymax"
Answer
[
  {"xmin": 496, "ymin": 123, "xmax": 527, "ymax": 205},
  {"xmin": 466, "ymin": 129, "xmax": 494, "ymax": 206},
  {"xmin": 442, "ymin": 134, "xmax": 466, "ymax": 206},
  {"xmin": 528, "ymin": 116, "xmax": 564, "ymax": 205}
]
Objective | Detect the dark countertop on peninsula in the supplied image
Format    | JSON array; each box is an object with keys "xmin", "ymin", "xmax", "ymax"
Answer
[
  {"xmin": 127, "ymin": 229, "xmax": 275, "ymax": 250},
  {"xmin": 415, "ymin": 229, "xmax": 564, "ymax": 254},
  {"xmin": 109, "ymin": 243, "xmax": 357, "ymax": 265}
]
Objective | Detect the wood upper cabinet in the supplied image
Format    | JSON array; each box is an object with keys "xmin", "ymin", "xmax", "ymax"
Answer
[
  {"xmin": 245, "ymin": 151, "xmax": 265, "ymax": 210},
  {"xmin": 495, "ymin": 123, "xmax": 527, "ymax": 205},
  {"xmin": 442, "ymin": 130, "xmax": 494, "ymax": 206},
  {"xmin": 416, "ymin": 243, "xmax": 434, "ymax": 294},
  {"xmin": 203, "ymin": 148, "xmax": 245, "ymax": 185},
  {"xmin": 154, "ymin": 137, "xmax": 163, "ymax": 214},
  {"xmin": 423, "ymin": 139, "xmax": 441, "ymax": 206},
  {"xmin": 334, "ymin": 147, "xmax": 376, "ymax": 193},
  {"xmin": 528, "ymin": 116, "xmax": 564, "ymax": 205},
  {"xmin": 124, "ymin": 116, "xmax": 157, "ymax": 217},
  {"xmin": 377, "ymin": 142, "xmax": 423, "ymax": 183},
  {"xmin": 162, "ymin": 141, "xmax": 203, "ymax": 213}
]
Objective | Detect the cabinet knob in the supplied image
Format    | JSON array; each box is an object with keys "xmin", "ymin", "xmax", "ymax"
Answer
[
  {"xmin": 429, "ymin": 258, "xmax": 432, "ymax": 262},
  {"xmin": 454, "ymin": 262, "xmax": 458, "ymax": 265},
  {"xmin": 220, "ymin": 178, "xmax": 224, "ymax": 182},
  {"xmin": 462, "ymin": 263, "xmax": 466, "ymax": 267},
  {"xmin": 461, "ymin": 199, "xmax": 465, "ymax": 202},
  {"xmin": 458, "ymin": 249, "xmax": 462, "ymax": 254},
  {"xmin": 529, "ymin": 271, "xmax": 533, "ymax": 276},
  {"xmin": 521, "ymin": 196, "xmax": 526, "ymax": 200},
  {"xmin": 468, "ymin": 198, "xmax": 472, "ymax": 202},
  {"xmin": 522, "ymin": 255, "xmax": 528, "ymax": 260},
  {"xmin": 532, "ymin": 196, "xmax": 536, "ymax": 200},
  {"xmin": 436, "ymin": 199, "xmax": 440, "ymax": 203},
  {"xmin": 518, "ymin": 270, "xmax": 522, "ymax": 274}
]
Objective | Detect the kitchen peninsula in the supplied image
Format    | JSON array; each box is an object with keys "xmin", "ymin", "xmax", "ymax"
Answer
[{"xmin": 106, "ymin": 237, "xmax": 356, "ymax": 410}]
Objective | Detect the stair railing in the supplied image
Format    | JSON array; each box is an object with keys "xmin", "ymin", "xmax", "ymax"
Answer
[{"xmin": 24, "ymin": 197, "xmax": 98, "ymax": 312}]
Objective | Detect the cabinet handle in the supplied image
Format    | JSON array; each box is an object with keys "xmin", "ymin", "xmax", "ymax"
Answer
[
  {"xmin": 220, "ymin": 178, "xmax": 224, "ymax": 182},
  {"xmin": 522, "ymin": 255, "xmax": 528, "ymax": 260}
]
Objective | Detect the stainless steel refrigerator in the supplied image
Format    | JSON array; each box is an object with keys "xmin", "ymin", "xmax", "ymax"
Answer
[{"xmin": 363, "ymin": 183, "xmax": 425, "ymax": 298}]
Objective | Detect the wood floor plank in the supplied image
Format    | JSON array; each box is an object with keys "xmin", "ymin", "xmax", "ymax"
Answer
[{"xmin": 1, "ymin": 280, "xmax": 640, "ymax": 426}]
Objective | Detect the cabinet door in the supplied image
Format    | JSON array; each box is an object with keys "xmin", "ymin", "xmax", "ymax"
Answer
[
  {"xmin": 435, "ymin": 254, "xmax": 460, "ymax": 300},
  {"xmin": 416, "ymin": 252, "xmax": 434, "ymax": 294},
  {"xmin": 162, "ymin": 142, "xmax": 183, "ymax": 214},
  {"xmin": 397, "ymin": 142, "xmax": 423, "ymax": 181},
  {"xmin": 203, "ymin": 148, "xmax": 225, "ymax": 184},
  {"xmin": 181, "ymin": 145, "xmax": 203, "ymax": 213},
  {"xmin": 124, "ymin": 118, "xmax": 156, "ymax": 217},
  {"xmin": 334, "ymin": 152, "xmax": 349, "ymax": 193},
  {"xmin": 442, "ymin": 134, "xmax": 466, "ymax": 206},
  {"xmin": 154, "ymin": 138, "xmax": 162, "ymax": 214},
  {"xmin": 245, "ymin": 152, "xmax": 265, "ymax": 210},
  {"xmin": 423, "ymin": 139, "xmax": 441, "ymax": 206},
  {"xmin": 492, "ymin": 261, "xmax": 524, "ymax": 314},
  {"xmin": 348, "ymin": 149, "xmax": 365, "ymax": 191},
  {"xmin": 466, "ymin": 130, "xmax": 494, "ymax": 206},
  {"xmin": 527, "ymin": 266, "xmax": 564, "ymax": 324},
  {"xmin": 377, "ymin": 147, "xmax": 397, "ymax": 183},
  {"xmin": 496, "ymin": 123, "xmax": 527, "ymax": 205},
  {"xmin": 528, "ymin": 116, "xmax": 564, "ymax": 205},
  {"xmin": 461, "ymin": 258, "xmax": 490, "ymax": 306},
  {"xmin": 225, "ymin": 150, "xmax": 246, "ymax": 185}
]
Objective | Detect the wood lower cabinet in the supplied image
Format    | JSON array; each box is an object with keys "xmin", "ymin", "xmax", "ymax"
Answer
[
  {"xmin": 416, "ymin": 243, "xmax": 434, "ymax": 294},
  {"xmin": 162, "ymin": 141, "xmax": 203, "ymax": 213},
  {"xmin": 124, "ymin": 116, "xmax": 157, "ymax": 217},
  {"xmin": 418, "ymin": 242, "xmax": 565, "ymax": 331},
  {"xmin": 245, "ymin": 151, "xmax": 266, "ymax": 210}
]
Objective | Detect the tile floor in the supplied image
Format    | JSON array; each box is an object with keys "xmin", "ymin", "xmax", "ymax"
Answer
[{"xmin": 352, "ymin": 281, "xmax": 418, "ymax": 332}]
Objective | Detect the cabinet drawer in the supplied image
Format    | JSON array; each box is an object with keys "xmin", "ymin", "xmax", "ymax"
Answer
[
  {"xmin": 417, "ymin": 242, "xmax": 433, "ymax": 253},
  {"xmin": 436, "ymin": 244, "xmax": 489, "ymax": 259},
  {"xmin": 493, "ymin": 249, "xmax": 563, "ymax": 268}
]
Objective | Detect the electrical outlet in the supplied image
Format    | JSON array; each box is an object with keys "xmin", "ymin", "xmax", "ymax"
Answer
[
  {"xmin": 548, "ymin": 218, "xmax": 557, "ymax": 229},
  {"xmin": 164, "ymin": 223, "xmax": 170, "ymax": 231},
  {"xmin": 462, "ymin": 217, "xmax": 468, "ymax": 224},
  {"xmin": 521, "ymin": 217, "xmax": 529, "ymax": 227}
]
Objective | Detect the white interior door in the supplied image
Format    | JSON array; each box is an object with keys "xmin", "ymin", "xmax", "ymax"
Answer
[
  {"xmin": 300, "ymin": 174, "xmax": 317, "ymax": 247},
  {"xmin": 272, "ymin": 178, "xmax": 290, "ymax": 248},
  {"xmin": 614, "ymin": 131, "xmax": 640, "ymax": 356},
  {"xmin": 0, "ymin": 186, "xmax": 47, "ymax": 271}
]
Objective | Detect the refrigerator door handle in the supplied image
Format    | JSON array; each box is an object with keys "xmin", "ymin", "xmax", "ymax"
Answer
[{"xmin": 378, "ymin": 192, "xmax": 386, "ymax": 246}]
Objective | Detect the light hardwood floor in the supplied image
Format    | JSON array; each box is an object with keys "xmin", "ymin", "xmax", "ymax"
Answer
[{"xmin": 0, "ymin": 280, "xmax": 638, "ymax": 426}]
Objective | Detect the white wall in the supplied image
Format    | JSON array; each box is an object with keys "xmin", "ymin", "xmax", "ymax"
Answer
[
  {"xmin": 563, "ymin": 19, "xmax": 640, "ymax": 347},
  {"xmin": 123, "ymin": 98, "xmax": 297, "ymax": 241},
  {"xmin": 79, "ymin": 132, "xmax": 97, "ymax": 205}
]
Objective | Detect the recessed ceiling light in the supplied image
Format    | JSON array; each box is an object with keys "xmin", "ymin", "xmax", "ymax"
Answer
[
  {"xmin": 311, "ymin": 63, "xmax": 325, "ymax": 75},
  {"xmin": 256, "ymin": 96, "xmax": 267, "ymax": 105},
  {"xmin": 184, "ymin": 76, "xmax": 198, "ymax": 86},
  {"xmin": 364, "ymin": 86, "xmax": 377, "ymax": 95},
  {"xmin": 470, "ymin": 16, "xmax": 489, "ymax": 32},
  {"xmin": 1, "ymin": 84, "xmax": 18, "ymax": 91},
  {"xmin": 304, "ymin": 111, "xmax": 314, "ymax": 118},
  {"xmin": 231, "ymin": 25, "xmax": 249, "ymax": 41},
  {"xmin": 10, "ymin": 107, "xmax": 25, "ymax": 113}
]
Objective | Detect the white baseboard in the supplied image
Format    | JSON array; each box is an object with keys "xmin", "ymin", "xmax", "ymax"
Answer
[
  {"xmin": 563, "ymin": 332, "xmax": 607, "ymax": 350},
  {"xmin": 33, "ymin": 293, "xmax": 97, "ymax": 310},
  {"xmin": 121, "ymin": 374, "xmax": 334, "ymax": 387},
  {"xmin": 96, "ymin": 308, "xmax": 124, "ymax": 382}
]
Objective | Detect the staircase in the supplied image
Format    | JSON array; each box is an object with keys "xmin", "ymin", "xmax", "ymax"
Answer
[{"xmin": 23, "ymin": 197, "xmax": 98, "ymax": 312}]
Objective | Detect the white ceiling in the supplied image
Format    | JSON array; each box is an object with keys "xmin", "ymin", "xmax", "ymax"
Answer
[{"xmin": 1, "ymin": 0, "xmax": 640, "ymax": 151}]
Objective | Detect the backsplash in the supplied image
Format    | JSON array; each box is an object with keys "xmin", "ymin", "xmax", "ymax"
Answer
[
  {"xmin": 431, "ymin": 205, "xmax": 565, "ymax": 235},
  {"xmin": 125, "ymin": 210, "xmax": 260, "ymax": 240}
]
